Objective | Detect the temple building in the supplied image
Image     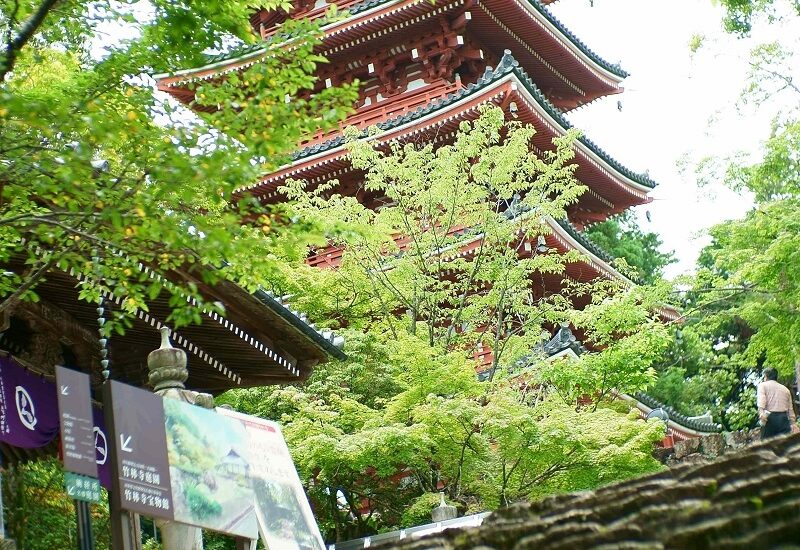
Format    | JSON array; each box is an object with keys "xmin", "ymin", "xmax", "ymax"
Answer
[
  {"xmin": 155, "ymin": 0, "xmax": 697, "ymax": 434},
  {"xmin": 0, "ymin": 253, "xmax": 345, "ymax": 469}
]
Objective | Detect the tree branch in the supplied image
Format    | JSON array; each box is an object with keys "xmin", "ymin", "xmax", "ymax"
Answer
[{"xmin": 1, "ymin": 0, "xmax": 61, "ymax": 80}]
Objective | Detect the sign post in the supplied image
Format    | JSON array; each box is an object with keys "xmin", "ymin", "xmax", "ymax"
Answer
[
  {"xmin": 104, "ymin": 380, "xmax": 174, "ymax": 550},
  {"xmin": 104, "ymin": 380, "xmax": 173, "ymax": 519},
  {"xmin": 102, "ymin": 375, "xmax": 325, "ymax": 549},
  {"xmin": 56, "ymin": 366, "xmax": 99, "ymax": 550}
]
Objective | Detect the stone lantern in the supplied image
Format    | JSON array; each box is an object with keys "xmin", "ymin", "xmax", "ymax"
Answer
[
  {"xmin": 147, "ymin": 327, "xmax": 212, "ymax": 549},
  {"xmin": 431, "ymin": 493, "xmax": 457, "ymax": 522}
]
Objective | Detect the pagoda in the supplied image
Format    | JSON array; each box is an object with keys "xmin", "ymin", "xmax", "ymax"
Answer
[{"xmin": 156, "ymin": 0, "xmax": 663, "ymax": 371}]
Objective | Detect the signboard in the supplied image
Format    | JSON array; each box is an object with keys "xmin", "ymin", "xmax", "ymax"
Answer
[
  {"xmin": 0, "ymin": 358, "xmax": 114, "ymax": 490},
  {"xmin": 104, "ymin": 381, "xmax": 174, "ymax": 520},
  {"xmin": 218, "ymin": 408, "xmax": 325, "ymax": 550},
  {"xmin": 104, "ymin": 381, "xmax": 258, "ymax": 538},
  {"xmin": 56, "ymin": 366, "xmax": 98, "ymax": 477},
  {"xmin": 103, "ymin": 380, "xmax": 324, "ymax": 545},
  {"xmin": 65, "ymin": 472, "xmax": 101, "ymax": 504},
  {"xmin": 163, "ymin": 399, "xmax": 258, "ymax": 539}
]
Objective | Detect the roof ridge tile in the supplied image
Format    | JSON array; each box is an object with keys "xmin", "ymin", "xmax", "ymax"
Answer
[{"xmin": 284, "ymin": 53, "xmax": 655, "ymax": 190}]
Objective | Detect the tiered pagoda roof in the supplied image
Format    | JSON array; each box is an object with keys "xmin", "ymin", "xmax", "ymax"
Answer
[
  {"xmin": 154, "ymin": 0, "xmax": 669, "ymax": 383},
  {"xmin": 160, "ymin": 0, "xmax": 626, "ymax": 110},
  {"xmin": 155, "ymin": 0, "xmax": 654, "ymax": 264},
  {"xmin": 213, "ymin": 53, "xmax": 654, "ymax": 227}
]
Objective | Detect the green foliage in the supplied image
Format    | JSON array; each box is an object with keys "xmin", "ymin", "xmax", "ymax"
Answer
[
  {"xmin": 655, "ymin": 19, "xmax": 800, "ymax": 426},
  {"xmin": 2, "ymin": 457, "xmax": 111, "ymax": 550},
  {"xmin": 647, "ymin": 321, "xmax": 758, "ymax": 430},
  {"xmin": 400, "ymin": 493, "xmax": 455, "ymax": 528},
  {"xmin": 185, "ymin": 484, "xmax": 223, "ymax": 519},
  {"xmin": 547, "ymin": 282, "xmax": 672, "ymax": 402},
  {"xmin": 698, "ymin": 121, "xmax": 800, "ymax": 378},
  {"xmin": 284, "ymin": 106, "xmax": 586, "ymax": 375},
  {"xmin": 523, "ymin": 404, "xmax": 664, "ymax": 498},
  {"xmin": 689, "ymin": 33, "xmax": 706, "ymax": 54},
  {"xmin": 222, "ymin": 107, "xmax": 671, "ymax": 541},
  {"xmin": 584, "ymin": 211, "xmax": 675, "ymax": 283},
  {"xmin": 717, "ymin": 0, "xmax": 800, "ymax": 34},
  {"xmin": 0, "ymin": 0, "xmax": 356, "ymax": 331},
  {"xmin": 223, "ymin": 323, "xmax": 666, "ymax": 541}
]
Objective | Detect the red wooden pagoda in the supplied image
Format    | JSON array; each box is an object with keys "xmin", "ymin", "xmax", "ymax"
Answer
[{"xmin": 156, "ymin": 0, "xmax": 661, "ymax": 369}]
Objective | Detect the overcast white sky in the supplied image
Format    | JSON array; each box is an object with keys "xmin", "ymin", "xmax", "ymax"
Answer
[{"xmin": 549, "ymin": 0, "xmax": 796, "ymax": 278}]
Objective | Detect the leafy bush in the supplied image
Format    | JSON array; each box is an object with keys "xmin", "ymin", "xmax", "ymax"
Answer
[
  {"xmin": 401, "ymin": 493, "xmax": 455, "ymax": 528},
  {"xmin": 185, "ymin": 484, "xmax": 222, "ymax": 519}
]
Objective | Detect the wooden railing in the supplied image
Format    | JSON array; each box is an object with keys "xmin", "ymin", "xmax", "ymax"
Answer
[{"xmin": 301, "ymin": 80, "xmax": 462, "ymax": 148}]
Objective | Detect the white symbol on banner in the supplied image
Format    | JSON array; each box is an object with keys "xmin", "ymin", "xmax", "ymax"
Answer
[
  {"xmin": 120, "ymin": 434, "xmax": 133, "ymax": 453},
  {"xmin": 94, "ymin": 427, "xmax": 108, "ymax": 465},
  {"xmin": 15, "ymin": 386, "xmax": 37, "ymax": 430},
  {"xmin": 60, "ymin": 385, "xmax": 69, "ymax": 396}
]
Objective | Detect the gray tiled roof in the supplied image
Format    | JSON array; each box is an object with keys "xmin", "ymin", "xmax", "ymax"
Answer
[
  {"xmin": 201, "ymin": 0, "xmax": 627, "ymax": 76},
  {"xmin": 526, "ymin": 0, "xmax": 627, "ymax": 77},
  {"xmin": 254, "ymin": 289, "xmax": 347, "ymax": 360},
  {"xmin": 288, "ymin": 51, "xmax": 656, "ymax": 189},
  {"xmin": 635, "ymin": 391, "xmax": 723, "ymax": 433},
  {"xmin": 555, "ymin": 218, "xmax": 617, "ymax": 265},
  {"xmin": 554, "ymin": 217, "xmax": 646, "ymax": 285}
]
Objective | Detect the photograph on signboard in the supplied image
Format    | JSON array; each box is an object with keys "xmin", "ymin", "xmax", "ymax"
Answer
[
  {"xmin": 217, "ymin": 408, "xmax": 325, "ymax": 550},
  {"xmin": 252, "ymin": 477, "xmax": 324, "ymax": 550},
  {"xmin": 164, "ymin": 399, "xmax": 257, "ymax": 539}
]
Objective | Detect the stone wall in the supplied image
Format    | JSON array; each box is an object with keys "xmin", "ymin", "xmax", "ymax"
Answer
[
  {"xmin": 658, "ymin": 429, "xmax": 761, "ymax": 466},
  {"xmin": 384, "ymin": 432, "xmax": 800, "ymax": 549}
]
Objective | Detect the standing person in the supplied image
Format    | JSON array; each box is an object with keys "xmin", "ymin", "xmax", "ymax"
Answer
[{"xmin": 757, "ymin": 367, "xmax": 798, "ymax": 439}]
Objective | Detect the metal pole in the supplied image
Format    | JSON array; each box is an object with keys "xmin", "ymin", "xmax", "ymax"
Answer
[{"xmin": 74, "ymin": 500, "xmax": 95, "ymax": 550}]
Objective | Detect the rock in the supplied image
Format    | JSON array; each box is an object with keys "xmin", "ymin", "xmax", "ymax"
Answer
[
  {"xmin": 672, "ymin": 437, "xmax": 700, "ymax": 459},
  {"xmin": 724, "ymin": 429, "xmax": 759, "ymax": 449},
  {"xmin": 666, "ymin": 453, "xmax": 706, "ymax": 468},
  {"xmin": 381, "ymin": 433, "xmax": 800, "ymax": 549},
  {"xmin": 651, "ymin": 446, "xmax": 673, "ymax": 463},
  {"xmin": 699, "ymin": 433, "xmax": 725, "ymax": 457}
]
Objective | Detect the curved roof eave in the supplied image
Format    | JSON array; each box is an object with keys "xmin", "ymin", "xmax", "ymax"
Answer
[
  {"xmin": 243, "ymin": 52, "xmax": 654, "ymax": 196},
  {"xmin": 154, "ymin": 0, "xmax": 626, "ymax": 87},
  {"xmin": 253, "ymin": 289, "xmax": 347, "ymax": 360},
  {"xmin": 618, "ymin": 392, "xmax": 724, "ymax": 434},
  {"xmin": 494, "ymin": 0, "xmax": 627, "ymax": 80},
  {"xmin": 546, "ymin": 217, "xmax": 632, "ymax": 284}
]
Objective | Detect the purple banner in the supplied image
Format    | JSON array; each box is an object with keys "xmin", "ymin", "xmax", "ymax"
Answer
[
  {"xmin": 0, "ymin": 356, "xmax": 60, "ymax": 448},
  {"xmin": 0, "ymin": 356, "xmax": 112, "ymax": 489},
  {"xmin": 93, "ymin": 408, "xmax": 112, "ymax": 490}
]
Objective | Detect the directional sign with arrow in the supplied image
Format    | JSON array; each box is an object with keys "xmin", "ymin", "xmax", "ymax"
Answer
[
  {"xmin": 120, "ymin": 434, "xmax": 133, "ymax": 453},
  {"xmin": 56, "ymin": 366, "xmax": 98, "ymax": 478},
  {"xmin": 64, "ymin": 472, "xmax": 101, "ymax": 504},
  {"xmin": 104, "ymin": 380, "xmax": 174, "ymax": 520}
]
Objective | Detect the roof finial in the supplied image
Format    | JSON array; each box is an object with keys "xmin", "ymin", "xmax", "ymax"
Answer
[{"xmin": 147, "ymin": 326, "xmax": 188, "ymax": 391}]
